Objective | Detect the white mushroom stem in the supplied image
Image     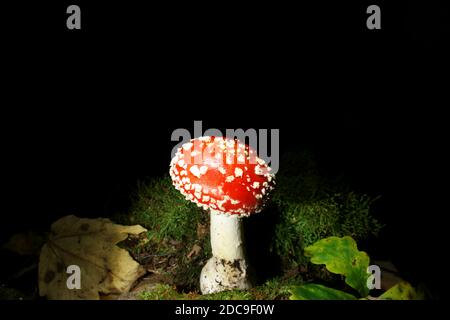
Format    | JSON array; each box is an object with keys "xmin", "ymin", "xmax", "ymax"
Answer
[
  {"xmin": 210, "ymin": 210, "xmax": 245, "ymax": 261},
  {"xmin": 200, "ymin": 210, "xmax": 252, "ymax": 294}
]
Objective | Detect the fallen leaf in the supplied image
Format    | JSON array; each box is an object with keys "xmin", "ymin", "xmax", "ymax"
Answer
[
  {"xmin": 38, "ymin": 215, "xmax": 147, "ymax": 300},
  {"xmin": 186, "ymin": 244, "xmax": 201, "ymax": 260}
]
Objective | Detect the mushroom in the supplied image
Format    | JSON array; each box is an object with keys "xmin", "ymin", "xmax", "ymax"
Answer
[{"xmin": 169, "ymin": 136, "xmax": 276, "ymax": 294}]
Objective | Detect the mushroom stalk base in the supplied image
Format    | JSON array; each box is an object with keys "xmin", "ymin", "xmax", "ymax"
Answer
[{"xmin": 200, "ymin": 210, "xmax": 252, "ymax": 294}]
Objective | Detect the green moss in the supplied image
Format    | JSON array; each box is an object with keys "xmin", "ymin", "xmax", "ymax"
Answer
[
  {"xmin": 139, "ymin": 277, "xmax": 301, "ymax": 300},
  {"xmin": 139, "ymin": 284, "xmax": 253, "ymax": 300},
  {"xmin": 129, "ymin": 177, "xmax": 205, "ymax": 241},
  {"xmin": 270, "ymin": 151, "xmax": 382, "ymax": 268},
  {"xmin": 139, "ymin": 284, "xmax": 251, "ymax": 300},
  {"xmin": 201, "ymin": 290, "xmax": 253, "ymax": 300},
  {"xmin": 272, "ymin": 192, "xmax": 382, "ymax": 267},
  {"xmin": 117, "ymin": 176, "xmax": 211, "ymax": 291},
  {"xmin": 139, "ymin": 284, "xmax": 186, "ymax": 300},
  {"xmin": 250, "ymin": 276, "xmax": 303, "ymax": 300}
]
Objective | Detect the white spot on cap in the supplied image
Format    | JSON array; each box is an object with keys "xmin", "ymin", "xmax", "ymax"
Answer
[
  {"xmin": 218, "ymin": 167, "xmax": 226, "ymax": 175},
  {"xmin": 190, "ymin": 165, "xmax": 201, "ymax": 178},
  {"xmin": 181, "ymin": 177, "xmax": 190, "ymax": 184},
  {"xmin": 252, "ymin": 182, "xmax": 260, "ymax": 189},
  {"xmin": 182, "ymin": 142, "xmax": 193, "ymax": 151},
  {"xmin": 257, "ymin": 158, "xmax": 266, "ymax": 166},
  {"xmin": 234, "ymin": 167, "xmax": 243, "ymax": 178},
  {"xmin": 202, "ymin": 195, "xmax": 210, "ymax": 202},
  {"xmin": 217, "ymin": 196, "xmax": 230, "ymax": 211},
  {"xmin": 255, "ymin": 165, "xmax": 264, "ymax": 175},
  {"xmin": 200, "ymin": 166, "xmax": 208, "ymax": 175},
  {"xmin": 225, "ymin": 175, "xmax": 235, "ymax": 183}
]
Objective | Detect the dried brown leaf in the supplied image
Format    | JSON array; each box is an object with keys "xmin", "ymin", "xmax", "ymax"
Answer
[
  {"xmin": 38, "ymin": 215, "xmax": 147, "ymax": 300},
  {"xmin": 186, "ymin": 244, "xmax": 202, "ymax": 260}
]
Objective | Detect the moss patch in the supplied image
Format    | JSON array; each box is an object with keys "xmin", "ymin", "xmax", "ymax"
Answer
[
  {"xmin": 114, "ymin": 177, "xmax": 211, "ymax": 292},
  {"xmin": 270, "ymin": 151, "xmax": 382, "ymax": 268},
  {"xmin": 139, "ymin": 275, "xmax": 302, "ymax": 300}
]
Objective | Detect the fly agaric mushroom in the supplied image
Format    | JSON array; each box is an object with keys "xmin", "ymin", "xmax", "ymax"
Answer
[{"xmin": 169, "ymin": 136, "xmax": 275, "ymax": 294}]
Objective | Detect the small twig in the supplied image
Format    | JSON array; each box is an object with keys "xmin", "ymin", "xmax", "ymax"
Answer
[{"xmin": 146, "ymin": 269, "xmax": 163, "ymax": 275}]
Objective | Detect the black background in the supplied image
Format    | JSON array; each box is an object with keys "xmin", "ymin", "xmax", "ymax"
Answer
[{"xmin": 2, "ymin": 0, "xmax": 448, "ymax": 303}]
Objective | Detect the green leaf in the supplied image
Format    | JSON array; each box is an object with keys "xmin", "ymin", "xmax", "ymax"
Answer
[
  {"xmin": 379, "ymin": 281, "xmax": 423, "ymax": 300},
  {"xmin": 290, "ymin": 284, "xmax": 357, "ymax": 300},
  {"xmin": 304, "ymin": 236, "xmax": 370, "ymax": 297}
]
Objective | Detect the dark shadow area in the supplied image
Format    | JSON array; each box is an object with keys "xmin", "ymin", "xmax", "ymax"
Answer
[{"xmin": 244, "ymin": 204, "xmax": 284, "ymax": 284}]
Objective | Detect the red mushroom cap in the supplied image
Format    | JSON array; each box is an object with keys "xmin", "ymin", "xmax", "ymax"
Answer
[{"xmin": 169, "ymin": 136, "xmax": 276, "ymax": 216}]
